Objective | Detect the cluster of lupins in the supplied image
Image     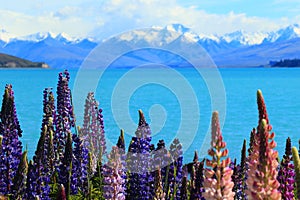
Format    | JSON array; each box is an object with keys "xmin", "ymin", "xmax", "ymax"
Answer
[{"xmin": 0, "ymin": 70, "xmax": 299, "ymax": 200}]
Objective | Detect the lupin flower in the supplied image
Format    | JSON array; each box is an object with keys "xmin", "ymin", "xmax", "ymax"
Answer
[
  {"xmin": 168, "ymin": 138, "xmax": 183, "ymax": 199},
  {"xmin": 292, "ymin": 147, "xmax": 300, "ymax": 199},
  {"xmin": 190, "ymin": 152, "xmax": 205, "ymax": 200},
  {"xmin": 58, "ymin": 131, "xmax": 73, "ymax": 199},
  {"xmin": 180, "ymin": 166, "xmax": 188, "ymax": 200},
  {"xmin": 238, "ymin": 139, "xmax": 247, "ymax": 200},
  {"xmin": 231, "ymin": 140, "xmax": 247, "ymax": 200},
  {"xmin": 230, "ymin": 159, "xmax": 239, "ymax": 198},
  {"xmin": 0, "ymin": 84, "xmax": 23, "ymax": 194},
  {"xmin": 247, "ymin": 90, "xmax": 271, "ymax": 167},
  {"xmin": 278, "ymin": 137, "xmax": 294, "ymax": 200},
  {"xmin": 102, "ymin": 146, "xmax": 126, "ymax": 200},
  {"xmin": 25, "ymin": 160, "xmax": 37, "ymax": 199},
  {"xmin": 153, "ymin": 168, "xmax": 165, "ymax": 200},
  {"xmin": 80, "ymin": 92, "xmax": 106, "ymax": 171},
  {"xmin": 203, "ymin": 111, "xmax": 235, "ymax": 200},
  {"xmin": 27, "ymin": 88, "xmax": 55, "ymax": 200},
  {"xmin": 71, "ymin": 134, "xmax": 89, "ymax": 195},
  {"xmin": 54, "ymin": 70, "xmax": 75, "ymax": 167},
  {"xmin": 116, "ymin": 129, "xmax": 127, "ymax": 193},
  {"xmin": 246, "ymin": 119, "xmax": 281, "ymax": 199},
  {"xmin": 152, "ymin": 139, "xmax": 172, "ymax": 195},
  {"xmin": 246, "ymin": 90, "xmax": 281, "ymax": 200},
  {"xmin": 116, "ymin": 129, "xmax": 125, "ymax": 154},
  {"xmin": 11, "ymin": 151, "xmax": 28, "ymax": 199},
  {"xmin": 126, "ymin": 110, "xmax": 154, "ymax": 200}
]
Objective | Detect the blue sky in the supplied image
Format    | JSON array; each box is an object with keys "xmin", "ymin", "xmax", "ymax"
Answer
[{"xmin": 0, "ymin": 0, "xmax": 299, "ymax": 39}]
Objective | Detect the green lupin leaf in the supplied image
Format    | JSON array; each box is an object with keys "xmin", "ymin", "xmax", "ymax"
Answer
[{"xmin": 292, "ymin": 146, "xmax": 300, "ymax": 199}]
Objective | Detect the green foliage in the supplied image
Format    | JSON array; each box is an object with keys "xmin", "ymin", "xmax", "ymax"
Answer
[
  {"xmin": 292, "ymin": 146, "xmax": 300, "ymax": 199},
  {"xmin": 90, "ymin": 160, "xmax": 105, "ymax": 200}
]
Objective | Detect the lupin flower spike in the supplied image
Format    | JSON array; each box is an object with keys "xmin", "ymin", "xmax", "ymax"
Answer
[
  {"xmin": 102, "ymin": 146, "xmax": 126, "ymax": 200},
  {"xmin": 54, "ymin": 70, "xmax": 75, "ymax": 167},
  {"xmin": 190, "ymin": 158, "xmax": 205, "ymax": 200},
  {"xmin": 58, "ymin": 131, "xmax": 73, "ymax": 199},
  {"xmin": 153, "ymin": 168, "xmax": 165, "ymax": 200},
  {"xmin": 292, "ymin": 147, "xmax": 300, "ymax": 199},
  {"xmin": 246, "ymin": 90, "xmax": 281, "ymax": 200},
  {"xmin": 168, "ymin": 138, "xmax": 183, "ymax": 199},
  {"xmin": 180, "ymin": 166, "xmax": 188, "ymax": 200},
  {"xmin": 11, "ymin": 151, "xmax": 28, "ymax": 199},
  {"xmin": 278, "ymin": 137, "xmax": 294, "ymax": 200},
  {"xmin": 203, "ymin": 111, "xmax": 235, "ymax": 200},
  {"xmin": 117, "ymin": 129, "xmax": 125, "ymax": 154},
  {"xmin": 246, "ymin": 119, "xmax": 281, "ymax": 199},
  {"xmin": 126, "ymin": 110, "xmax": 154, "ymax": 199},
  {"xmin": 0, "ymin": 84, "xmax": 23, "ymax": 194},
  {"xmin": 236, "ymin": 139, "xmax": 247, "ymax": 200},
  {"xmin": 80, "ymin": 92, "xmax": 106, "ymax": 171}
]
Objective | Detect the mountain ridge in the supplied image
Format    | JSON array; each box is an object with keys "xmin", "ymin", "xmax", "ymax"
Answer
[{"xmin": 1, "ymin": 24, "xmax": 300, "ymax": 68}]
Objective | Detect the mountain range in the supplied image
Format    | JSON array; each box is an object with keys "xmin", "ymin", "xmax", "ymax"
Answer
[{"xmin": 1, "ymin": 24, "xmax": 300, "ymax": 68}]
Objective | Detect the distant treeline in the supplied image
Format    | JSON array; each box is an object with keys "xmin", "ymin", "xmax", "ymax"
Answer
[{"xmin": 270, "ymin": 58, "xmax": 300, "ymax": 67}]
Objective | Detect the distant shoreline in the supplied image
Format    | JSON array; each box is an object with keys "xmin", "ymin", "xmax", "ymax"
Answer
[{"xmin": 0, "ymin": 53, "xmax": 50, "ymax": 69}]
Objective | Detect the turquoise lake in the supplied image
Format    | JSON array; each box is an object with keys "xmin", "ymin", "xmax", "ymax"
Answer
[{"xmin": 0, "ymin": 67, "xmax": 299, "ymax": 163}]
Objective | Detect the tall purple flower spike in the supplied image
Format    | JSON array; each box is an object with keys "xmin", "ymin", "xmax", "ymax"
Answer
[
  {"xmin": 0, "ymin": 84, "xmax": 23, "ymax": 194},
  {"xmin": 11, "ymin": 151, "xmax": 28, "ymax": 199},
  {"xmin": 168, "ymin": 138, "xmax": 183, "ymax": 199},
  {"xmin": 190, "ymin": 151, "xmax": 205, "ymax": 200},
  {"xmin": 80, "ymin": 92, "xmax": 106, "ymax": 171},
  {"xmin": 54, "ymin": 70, "xmax": 75, "ymax": 166},
  {"xmin": 126, "ymin": 110, "xmax": 154, "ymax": 200},
  {"xmin": 278, "ymin": 137, "xmax": 294, "ymax": 200},
  {"xmin": 71, "ymin": 134, "xmax": 89, "ymax": 195},
  {"xmin": 103, "ymin": 146, "xmax": 126, "ymax": 200},
  {"xmin": 26, "ymin": 88, "xmax": 55, "ymax": 200}
]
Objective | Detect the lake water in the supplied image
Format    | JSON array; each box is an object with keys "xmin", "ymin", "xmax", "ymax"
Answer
[{"xmin": 0, "ymin": 67, "xmax": 299, "ymax": 163}]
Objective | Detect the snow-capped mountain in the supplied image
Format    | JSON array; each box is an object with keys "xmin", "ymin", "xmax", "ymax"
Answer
[
  {"xmin": 0, "ymin": 29, "xmax": 16, "ymax": 43},
  {"xmin": 16, "ymin": 32, "xmax": 57, "ymax": 42},
  {"xmin": 221, "ymin": 30, "xmax": 268, "ymax": 45},
  {"xmin": 1, "ymin": 23, "xmax": 300, "ymax": 68},
  {"xmin": 264, "ymin": 24, "xmax": 300, "ymax": 43},
  {"xmin": 0, "ymin": 31, "xmax": 97, "ymax": 69}
]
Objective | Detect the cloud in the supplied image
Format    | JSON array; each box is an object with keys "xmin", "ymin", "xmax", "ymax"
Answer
[
  {"xmin": 0, "ymin": 0, "xmax": 297, "ymax": 38},
  {"xmin": 90, "ymin": 0, "xmax": 287, "ymax": 38},
  {"xmin": 53, "ymin": 6, "xmax": 80, "ymax": 20},
  {"xmin": 0, "ymin": 9, "xmax": 94, "ymax": 37}
]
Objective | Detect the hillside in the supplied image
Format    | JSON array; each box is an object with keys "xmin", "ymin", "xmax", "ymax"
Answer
[{"xmin": 0, "ymin": 53, "xmax": 49, "ymax": 68}]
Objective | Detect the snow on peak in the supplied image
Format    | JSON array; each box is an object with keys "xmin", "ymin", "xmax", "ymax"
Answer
[
  {"xmin": 114, "ymin": 24, "xmax": 203, "ymax": 47},
  {"xmin": 17, "ymin": 32, "xmax": 57, "ymax": 42},
  {"xmin": 0, "ymin": 29, "xmax": 16, "ymax": 43},
  {"xmin": 2, "ymin": 23, "xmax": 300, "ymax": 47},
  {"xmin": 55, "ymin": 32, "xmax": 80, "ymax": 43},
  {"xmin": 265, "ymin": 24, "xmax": 300, "ymax": 43},
  {"xmin": 166, "ymin": 24, "xmax": 190, "ymax": 34},
  {"xmin": 222, "ymin": 30, "xmax": 268, "ymax": 45},
  {"xmin": 8, "ymin": 31, "xmax": 85, "ymax": 44}
]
